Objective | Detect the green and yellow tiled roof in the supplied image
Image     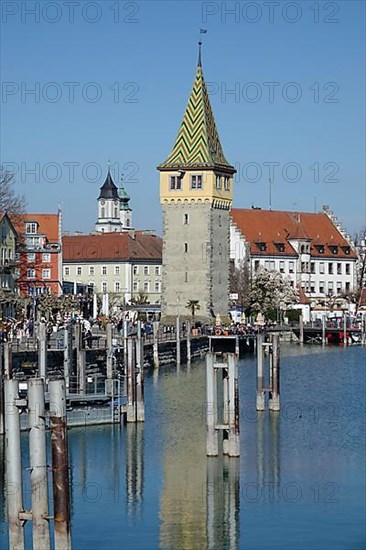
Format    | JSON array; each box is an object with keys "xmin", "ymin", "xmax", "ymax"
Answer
[{"xmin": 158, "ymin": 59, "xmax": 234, "ymax": 172}]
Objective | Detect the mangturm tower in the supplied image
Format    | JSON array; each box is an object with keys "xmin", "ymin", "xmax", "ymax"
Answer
[{"xmin": 157, "ymin": 43, "xmax": 236, "ymax": 319}]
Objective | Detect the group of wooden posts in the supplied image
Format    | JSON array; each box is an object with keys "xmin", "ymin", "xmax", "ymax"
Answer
[
  {"xmin": 3, "ymin": 376, "xmax": 71, "ymax": 550},
  {"xmin": 206, "ymin": 333, "xmax": 281, "ymax": 458}
]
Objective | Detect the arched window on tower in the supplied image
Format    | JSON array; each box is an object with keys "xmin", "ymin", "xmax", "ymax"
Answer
[{"xmin": 101, "ymin": 207, "xmax": 105, "ymax": 218}]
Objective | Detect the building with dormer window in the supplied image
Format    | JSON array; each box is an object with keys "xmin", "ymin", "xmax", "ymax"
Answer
[
  {"xmin": 230, "ymin": 207, "xmax": 357, "ymax": 303},
  {"xmin": 16, "ymin": 212, "xmax": 62, "ymax": 296}
]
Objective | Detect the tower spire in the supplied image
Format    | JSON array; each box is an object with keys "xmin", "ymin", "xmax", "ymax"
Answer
[{"xmin": 198, "ymin": 40, "xmax": 202, "ymax": 67}]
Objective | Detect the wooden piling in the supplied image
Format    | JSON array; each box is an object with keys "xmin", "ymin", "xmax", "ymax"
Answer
[
  {"xmin": 322, "ymin": 315, "xmax": 326, "ymax": 345},
  {"xmin": 153, "ymin": 321, "xmax": 159, "ymax": 369},
  {"xmin": 38, "ymin": 322, "xmax": 47, "ymax": 378},
  {"xmin": 135, "ymin": 322, "xmax": 145, "ymax": 422},
  {"xmin": 4, "ymin": 341, "xmax": 12, "ymax": 379},
  {"xmin": 343, "ymin": 314, "xmax": 347, "ymax": 346},
  {"xmin": 176, "ymin": 316, "xmax": 181, "ymax": 366},
  {"xmin": 126, "ymin": 338, "xmax": 136, "ymax": 422},
  {"xmin": 28, "ymin": 378, "xmax": 50, "ymax": 549},
  {"xmin": 4, "ymin": 379, "xmax": 25, "ymax": 550},
  {"xmin": 75, "ymin": 324, "xmax": 86, "ymax": 395},
  {"xmin": 106, "ymin": 322, "xmax": 113, "ymax": 380},
  {"xmin": 186, "ymin": 320, "xmax": 191, "ymax": 364},
  {"xmin": 206, "ymin": 352, "xmax": 218, "ymax": 456},
  {"xmin": 299, "ymin": 314, "xmax": 304, "ymax": 344},
  {"xmin": 269, "ymin": 334, "xmax": 280, "ymax": 411},
  {"xmin": 49, "ymin": 379, "xmax": 71, "ymax": 550},
  {"xmin": 256, "ymin": 333, "xmax": 265, "ymax": 411},
  {"xmin": 123, "ymin": 320, "xmax": 128, "ymax": 373},
  {"xmin": 63, "ymin": 326, "xmax": 71, "ymax": 390},
  {"xmin": 227, "ymin": 353, "xmax": 240, "ymax": 456}
]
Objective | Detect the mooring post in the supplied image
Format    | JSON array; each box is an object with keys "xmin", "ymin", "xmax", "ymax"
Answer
[
  {"xmin": 92, "ymin": 292, "xmax": 98, "ymax": 319},
  {"xmin": 235, "ymin": 335, "xmax": 240, "ymax": 356},
  {"xmin": 362, "ymin": 315, "xmax": 366, "ymax": 346},
  {"xmin": 343, "ymin": 314, "xmax": 347, "ymax": 346},
  {"xmin": 63, "ymin": 326, "xmax": 71, "ymax": 390},
  {"xmin": 28, "ymin": 378, "xmax": 50, "ymax": 549},
  {"xmin": 135, "ymin": 321, "xmax": 145, "ymax": 422},
  {"xmin": 75, "ymin": 324, "xmax": 86, "ymax": 395},
  {"xmin": 4, "ymin": 340, "xmax": 12, "ymax": 378},
  {"xmin": 127, "ymin": 337, "xmax": 136, "ymax": 422},
  {"xmin": 49, "ymin": 378, "xmax": 71, "ymax": 550},
  {"xmin": 322, "ymin": 315, "xmax": 326, "ymax": 345},
  {"xmin": 206, "ymin": 352, "xmax": 218, "ymax": 456},
  {"xmin": 0, "ymin": 355, "xmax": 4, "ymax": 435},
  {"xmin": 4, "ymin": 379, "xmax": 25, "ymax": 550},
  {"xmin": 299, "ymin": 314, "xmax": 304, "ymax": 344},
  {"xmin": 256, "ymin": 333, "xmax": 265, "ymax": 411},
  {"xmin": 123, "ymin": 319, "xmax": 128, "ymax": 373},
  {"xmin": 38, "ymin": 321, "xmax": 47, "ymax": 378},
  {"xmin": 176, "ymin": 316, "xmax": 181, "ymax": 366},
  {"xmin": 269, "ymin": 334, "xmax": 280, "ymax": 411},
  {"xmin": 186, "ymin": 320, "xmax": 191, "ymax": 364},
  {"xmin": 153, "ymin": 321, "xmax": 159, "ymax": 369},
  {"xmin": 227, "ymin": 353, "xmax": 240, "ymax": 456},
  {"xmin": 106, "ymin": 322, "xmax": 113, "ymax": 380}
]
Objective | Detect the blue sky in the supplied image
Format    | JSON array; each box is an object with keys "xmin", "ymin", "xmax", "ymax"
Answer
[{"xmin": 1, "ymin": 0, "xmax": 365, "ymax": 235}]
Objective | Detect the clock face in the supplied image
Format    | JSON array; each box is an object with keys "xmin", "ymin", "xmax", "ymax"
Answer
[
  {"xmin": 114, "ymin": 200, "xmax": 119, "ymax": 205},
  {"xmin": 101, "ymin": 199, "xmax": 105, "ymax": 205}
]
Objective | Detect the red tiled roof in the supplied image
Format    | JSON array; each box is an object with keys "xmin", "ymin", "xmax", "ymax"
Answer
[
  {"xmin": 297, "ymin": 285, "xmax": 311, "ymax": 305},
  {"xmin": 20, "ymin": 213, "xmax": 60, "ymax": 242},
  {"xmin": 231, "ymin": 209, "xmax": 357, "ymax": 259},
  {"xmin": 62, "ymin": 231, "xmax": 162, "ymax": 262}
]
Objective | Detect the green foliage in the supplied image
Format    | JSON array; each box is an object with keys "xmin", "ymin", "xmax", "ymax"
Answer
[{"xmin": 186, "ymin": 300, "xmax": 200, "ymax": 317}]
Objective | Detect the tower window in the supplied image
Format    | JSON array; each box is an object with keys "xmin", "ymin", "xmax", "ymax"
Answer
[
  {"xmin": 216, "ymin": 175, "xmax": 222, "ymax": 190},
  {"xmin": 170, "ymin": 175, "xmax": 182, "ymax": 190},
  {"xmin": 101, "ymin": 208, "xmax": 105, "ymax": 218},
  {"xmin": 184, "ymin": 243, "xmax": 188, "ymax": 253},
  {"xmin": 114, "ymin": 208, "xmax": 118, "ymax": 218},
  {"xmin": 184, "ymin": 213, "xmax": 189, "ymax": 225},
  {"xmin": 224, "ymin": 177, "xmax": 230, "ymax": 191},
  {"xmin": 185, "ymin": 272, "xmax": 188, "ymax": 283},
  {"xmin": 191, "ymin": 175, "xmax": 202, "ymax": 189}
]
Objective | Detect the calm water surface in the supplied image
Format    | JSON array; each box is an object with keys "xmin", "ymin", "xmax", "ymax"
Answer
[{"xmin": 1, "ymin": 345, "xmax": 365, "ymax": 549}]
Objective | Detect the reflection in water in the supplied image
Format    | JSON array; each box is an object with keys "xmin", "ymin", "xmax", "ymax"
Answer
[
  {"xmin": 207, "ymin": 457, "xmax": 240, "ymax": 550},
  {"xmin": 125, "ymin": 423, "xmax": 144, "ymax": 519},
  {"xmin": 256, "ymin": 411, "xmax": 280, "ymax": 501},
  {"xmin": 159, "ymin": 365, "xmax": 240, "ymax": 550}
]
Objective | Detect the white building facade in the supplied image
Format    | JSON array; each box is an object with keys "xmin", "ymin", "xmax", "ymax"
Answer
[{"xmin": 230, "ymin": 208, "xmax": 357, "ymax": 303}]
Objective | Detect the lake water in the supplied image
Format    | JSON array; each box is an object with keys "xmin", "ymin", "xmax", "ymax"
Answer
[{"xmin": 1, "ymin": 345, "xmax": 365, "ymax": 549}]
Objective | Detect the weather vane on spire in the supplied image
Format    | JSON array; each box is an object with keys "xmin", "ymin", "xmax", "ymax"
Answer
[{"xmin": 198, "ymin": 29, "xmax": 207, "ymax": 67}]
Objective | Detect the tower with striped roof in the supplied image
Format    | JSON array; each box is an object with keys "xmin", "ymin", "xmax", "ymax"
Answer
[{"xmin": 158, "ymin": 43, "xmax": 236, "ymax": 319}]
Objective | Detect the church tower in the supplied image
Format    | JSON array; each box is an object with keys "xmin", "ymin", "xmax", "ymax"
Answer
[
  {"xmin": 95, "ymin": 169, "xmax": 133, "ymax": 232},
  {"xmin": 157, "ymin": 43, "xmax": 236, "ymax": 319}
]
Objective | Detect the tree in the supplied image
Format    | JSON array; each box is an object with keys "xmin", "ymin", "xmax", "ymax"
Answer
[
  {"xmin": 248, "ymin": 268, "xmax": 299, "ymax": 318},
  {"xmin": 230, "ymin": 259, "xmax": 250, "ymax": 308},
  {"xmin": 130, "ymin": 291, "xmax": 149, "ymax": 306},
  {"xmin": 0, "ymin": 168, "xmax": 26, "ymax": 224},
  {"xmin": 186, "ymin": 300, "xmax": 200, "ymax": 318}
]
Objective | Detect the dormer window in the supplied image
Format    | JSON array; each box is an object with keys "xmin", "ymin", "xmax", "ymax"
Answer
[
  {"xmin": 329, "ymin": 245, "xmax": 338, "ymax": 255},
  {"xmin": 191, "ymin": 175, "xmax": 202, "ymax": 189},
  {"xmin": 275, "ymin": 242, "xmax": 285, "ymax": 252},
  {"xmin": 255, "ymin": 241, "xmax": 266, "ymax": 252},
  {"xmin": 341, "ymin": 246, "xmax": 350, "ymax": 255},
  {"xmin": 315, "ymin": 244, "xmax": 324, "ymax": 254},
  {"xmin": 170, "ymin": 175, "xmax": 182, "ymax": 190},
  {"xmin": 26, "ymin": 222, "xmax": 37, "ymax": 234}
]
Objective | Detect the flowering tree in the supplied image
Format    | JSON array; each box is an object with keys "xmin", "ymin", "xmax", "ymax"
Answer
[{"xmin": 248, "ymin": 268, "xmax": 299, "ymax": 317}]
